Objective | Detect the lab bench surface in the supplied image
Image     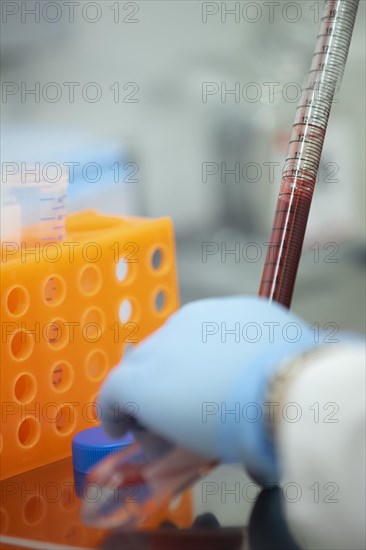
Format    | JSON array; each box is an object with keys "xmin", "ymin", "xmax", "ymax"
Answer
[{"xmin": 0, "ymin": 458, "xmax": 299, "ymax": 550}]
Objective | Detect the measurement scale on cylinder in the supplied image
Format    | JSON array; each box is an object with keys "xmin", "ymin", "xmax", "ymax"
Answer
[{"xmin": 259, "ymin": 0, "xmax": 360, "ymax": 307}]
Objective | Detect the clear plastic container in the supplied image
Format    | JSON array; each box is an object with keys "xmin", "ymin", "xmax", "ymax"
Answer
[{"xmin": 1, "ymin": 165, "xmax": 68, "ymax": 245}]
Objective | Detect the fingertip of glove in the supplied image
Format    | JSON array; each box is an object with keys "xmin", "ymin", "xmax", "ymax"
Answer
[{"xmin": 101, "ymin": 417, "xmax": 129, "ymax": 439}]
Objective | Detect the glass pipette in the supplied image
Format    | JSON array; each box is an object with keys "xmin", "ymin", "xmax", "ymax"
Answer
[
  {"xmin": 82, "ymin": 0, "xmax": 360, "ymax": 529},
  {"xmin": 259, "ymin": 0, "xmax": 360, "ymax": 307}
]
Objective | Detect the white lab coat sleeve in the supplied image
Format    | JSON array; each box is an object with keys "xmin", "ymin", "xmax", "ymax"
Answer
[{"xmin": 276, "ymin": 344, "xmax": 365, "ymax": 550}]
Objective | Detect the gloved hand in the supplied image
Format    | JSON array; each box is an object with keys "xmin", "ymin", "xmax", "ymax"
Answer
[{"xmin": 98, "ymin": 296, "xmax": 324, "ymax": 485}]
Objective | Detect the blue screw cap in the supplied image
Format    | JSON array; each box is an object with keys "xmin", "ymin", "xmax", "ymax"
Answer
[{"xmin": 72, "ymin": 426, "xmax": 134, "ymax": 474}]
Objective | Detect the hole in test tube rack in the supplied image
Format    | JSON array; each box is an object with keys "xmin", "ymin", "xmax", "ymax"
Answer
[
  {"xmin": 18, "ymin": 418, "xmax": 40, "ymax": 448},
  {"xmin": 116, "ymin": 259, "xmax": 129, "ymax": 282},
  {"xmin": 154, "ymin": 290, "xmax": 166, "ymax": 313},
  {"xmin": 119, "ymin": 299, "xmax": 132, "ymax": 323},
  {"xmin": 6, "ymin": 286, "xmax": 30, "ymax": 316},
  {"xmin": 45, "ymin": 319, "xmax": 68, "ymax": 349},
  {"xmin": 151, "ymin": 248, "xmax": 163, "ymax": 270},
  {"xmin": 10, "ymin": 330, "xmax": 34, "ymax": 361},
  {"xmin": 14, "ymin": 373, "xmax": 37, "ymax": 402},
  {"xmin": 54, "ymin": 404, "xmax": 76, "ymax": 435},
  {"xmin": 43, "ymin": 275, "xmax": 66, "ymax": 306},
  {"xmin": 51, "ymin": 361, "xmax": 73, "ymax": 392},
  {"xmin": 23, "ymin": 495, "xmax": 46, "ymax": 525},
  {"xmin": 85, "ymin": 350, "xmax": 108, "ymax": 381},
  {"xmin": 81, "ymin": 308, "xmax": 105, "ymax": 342},
  {"xmin": 79, "ymin": 265, "xmax": 102, "ymax": 296}
]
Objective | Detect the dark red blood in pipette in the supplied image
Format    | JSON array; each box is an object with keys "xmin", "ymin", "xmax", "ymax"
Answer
[{"xmin": 259, "ymin": 177, "xmax": 314, "ymax": 308}]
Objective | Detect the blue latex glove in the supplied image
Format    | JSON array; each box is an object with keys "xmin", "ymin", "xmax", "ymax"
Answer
[{"xmin": 98, "ymin": 296, "xmax": 325, "ymax": 484}]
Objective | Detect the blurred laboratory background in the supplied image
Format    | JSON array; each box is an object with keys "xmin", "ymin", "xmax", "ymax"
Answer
[{"xmin": 1, "ymin": 0, "xmax": 365, "ymax": 333}]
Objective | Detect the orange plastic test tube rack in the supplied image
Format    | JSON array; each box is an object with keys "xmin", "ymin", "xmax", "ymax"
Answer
[{"xmin": 0, "ymin": 211, "xmax": 180, "ymax": 480}]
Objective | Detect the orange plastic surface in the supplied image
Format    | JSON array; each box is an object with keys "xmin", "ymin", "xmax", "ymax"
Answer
[
  {"xmin": 0, "ymin": 457, "xmax": 193, "ymax": 545},
  {"xmin": 0, "ymin": 211, "xmax": 180, "ymax": 480}
]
